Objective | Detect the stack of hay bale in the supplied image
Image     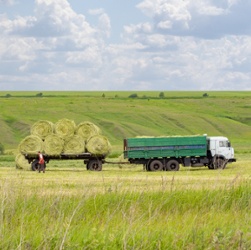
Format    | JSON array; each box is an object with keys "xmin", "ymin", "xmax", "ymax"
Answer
[{"xmin": 15, "ymin": 119, "xmax": 111, "ymax": 170}]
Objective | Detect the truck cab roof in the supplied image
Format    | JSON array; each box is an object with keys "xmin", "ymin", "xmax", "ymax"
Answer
[{"xmin": 207, "ymin": 136, "xmax": 229, "ymax": 141}]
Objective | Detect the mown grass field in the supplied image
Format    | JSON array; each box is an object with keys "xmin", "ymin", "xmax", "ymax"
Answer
[
  {"xmin": 0, "ymin": 91, "xmax": 250, "ymax": 249},
  {"xmin": 0, "ymin": 158, "xmax": 250, "ymax": 249}
]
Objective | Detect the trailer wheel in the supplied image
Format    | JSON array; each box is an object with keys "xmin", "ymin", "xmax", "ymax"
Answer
[
  {"xmin": 166, "ymin": 160, "xmax": 180, "ymax": 171},
  {"xmin": 87, "ymin": 160, "xmax": 102, "ymax": 171},
  {"xmin": 148, "ymin": 160, "xmax": 163, "ymax": 171},
  {"xmin": 31, "ymin": 159, "xmax": 39, "ymax": 171}
]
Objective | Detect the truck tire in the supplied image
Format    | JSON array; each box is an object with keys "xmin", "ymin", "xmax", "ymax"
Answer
[
  {"xmin": 87, "ymin": 159, "xmax": 102, "ymax": 171},
  {"xmin": 148, "ymin": 160, "xmax": 163, "ymax": 171},
  {"xmin": 31, "ymin": 159, "xmax": 39, "ymax": 171},
  {"xmin": 145, "ymin": 160, "xmax": 151, "ymax": 171},
  {"xmin": 166, "ymin": 160, "xmax": 180, "ymax": 171},
  {"xmin": 208, "ymin": 163, "xmax": 214, "ymax": 170},
  {"xmin": 214, "ymin": 158, "xmax": 226, "ymax": 169},
  {"xmin": 209, "ymin": 157, "xmax": 226, "ymax": 170}
]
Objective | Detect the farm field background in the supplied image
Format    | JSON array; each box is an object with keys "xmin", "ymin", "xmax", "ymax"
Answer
[
  {"xmin": 0, "ymin": 91, "xmax": 251, "ymax": 249},
  {"xmin": 0, "ymin": 91, "xmax": 251, "ymax": 155}
]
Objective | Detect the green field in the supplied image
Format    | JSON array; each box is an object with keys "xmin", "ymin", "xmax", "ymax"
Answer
[
  {"xmin": 0, "ymin": 91, "xmax": 251, "ymax": 155},
  {"xmin": 0, "ymin": 91, "xmax": 250, "ymax": 249}
]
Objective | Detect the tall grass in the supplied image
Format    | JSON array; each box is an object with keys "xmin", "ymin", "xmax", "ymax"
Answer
[
  {"xmin": 0, "ymin": 161, "xmax": 250, "ymax": 249},
  {"xmin": 0, "ymin": 182, "xmax": 250, "ymax": 249}
]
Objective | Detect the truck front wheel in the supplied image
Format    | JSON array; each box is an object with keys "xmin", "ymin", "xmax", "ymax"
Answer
[
  {"xmin": 148, "ymin": 160, "xmax": 164, "ymax": 171},
  {"xmin": 214, "ymin": 158, "xmax": 226, "ymax": 169},
  {"xmin": 87, "ymin": 159, "xmax": 102, "ymax": 171},
  {"xmin": 166, "ymin": 160, "xmax": 180, "ymax": 171}
]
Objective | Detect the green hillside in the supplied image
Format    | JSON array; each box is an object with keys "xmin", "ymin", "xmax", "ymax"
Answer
[{"xmin": 0, "ymin": 91, "xmax": 250, "ymax": 156}]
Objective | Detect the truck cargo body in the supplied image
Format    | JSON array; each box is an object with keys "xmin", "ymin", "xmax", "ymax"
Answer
[
  {"xmin": 124, "ymin": 135, "xmax": 236, "ymax": 171},
  {"xmin": 124, "ymin": 136, "xmax": 207, "ymax": 159}
]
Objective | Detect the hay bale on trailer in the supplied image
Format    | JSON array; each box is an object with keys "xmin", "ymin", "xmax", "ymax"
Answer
[
  {"xmin": 43, "ymin": 134, "xmax": 64, "ymax": 156},
  {"xmin": 63, "ymin": 135, "xmax": 86, "ymax": 154},
  {"xmin": 75, "ymin": 121, "xmax": 101, "ymax": 142},
  {"xmin": 15, "ymin": 153, "xmax": 31, "ymax": 170},
  {"xmin": 54, "ymin": 118, "xmax": 76, "ymax": 139},
  {"xmin": 16, "ymin": 119, "xmax": 112, "ymax": 171},
  {"xmin": 18, "ymin": 135, "xmax": 43, "ymax": 154},
  {"xmin": 86, "ymin": 135, "xmax": 111, "ymax": 156},
  {"xmin": 30, "ymin": 120, "xmax": 54, "ymax": 140}
]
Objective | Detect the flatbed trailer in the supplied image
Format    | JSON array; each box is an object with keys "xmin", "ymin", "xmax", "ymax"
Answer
[{"xmin": 24, "ymin": 153, "xmax": 106, "ymax": 171}]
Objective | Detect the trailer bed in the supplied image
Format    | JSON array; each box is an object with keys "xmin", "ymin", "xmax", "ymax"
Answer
[{"xmin": 24, "ymin": 152, "xmax": 106, "ymax": 171}]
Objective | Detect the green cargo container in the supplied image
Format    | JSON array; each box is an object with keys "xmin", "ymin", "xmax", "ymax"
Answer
[{"xmin": 124, "ymin": 135, "xmax": 207, "ymax": 159}]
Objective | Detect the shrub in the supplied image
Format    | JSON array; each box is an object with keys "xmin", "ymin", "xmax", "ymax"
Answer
[
  {"xmin": 159, "ymin": 92, "xmax": 165, "ymax": 98},
  {"xmin": 128, "ymin": 93, "xmax": 138, "ymax": 98},
  {"xmin": 36, "ymin": 93, "xmax": 43, "ymax": 97}
]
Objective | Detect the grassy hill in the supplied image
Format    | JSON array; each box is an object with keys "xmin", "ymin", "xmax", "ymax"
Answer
[{"xmin": 0, "ymin": 91, "xmax": 250, "ymax": 156}]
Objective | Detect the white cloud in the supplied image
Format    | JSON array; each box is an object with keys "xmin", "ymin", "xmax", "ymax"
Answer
[
  {"xmin": 137, "ymin": 0, "xmax": 251, "ymax": 38},
  {"xmin": 0, "ymin": 0, "xmax": 251, "ymax": 91},
  {"xmin": 0, "ymin": 0, "xmax": 15, "ymax": 5},
  {"xmin": 88, "ymin": 8, "xmax": 104, "ymax": 16},
  {"xmin": 98, "ymin": 13, "xmax": 111, "ymax": 38},
  {"xmin": 0, "ymin": 0, "xmax": 110, "ymax": 90},
  {"xmin": 66, "ymin": 46, "xmax": 102, "ymax": 65}
]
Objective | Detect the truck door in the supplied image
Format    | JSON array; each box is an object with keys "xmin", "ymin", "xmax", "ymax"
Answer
[{"xmin": 217, "ymin": 140, "xmax": 234, "ymax": 159}]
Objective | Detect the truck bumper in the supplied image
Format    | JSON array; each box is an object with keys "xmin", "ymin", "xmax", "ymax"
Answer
[{"xmin": 228, "ymin": 158, "xmax": 236, "ymax": 163}]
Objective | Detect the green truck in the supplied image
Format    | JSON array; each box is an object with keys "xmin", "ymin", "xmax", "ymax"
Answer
[{"xmin": 123, "ymin": 135, "xmax": 236, "ymax": 171}]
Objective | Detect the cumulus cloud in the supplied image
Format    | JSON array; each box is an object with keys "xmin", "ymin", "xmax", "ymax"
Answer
[
  {"xmin": 137, "ymin": 0, "xmax": 251, "ymax": 38},
  {"xmin": 88, "ymin": 8, "xmax": 111, "ymax": 38},
  {"xmin": 98, "ymin": 13, "xmax": 111, "ymax": 38},
  {"xmin": 24, "ymin": 0, "xmax": 96, "ymax": 44},
  {"xmin": 0, "ymin": 0, "xmax": 251, "ymax": 91},
  {"xmin": 0, "ymin": 0, "xmax": 106, "ymax": 88},
  {"xmin": 0, "ymin": 0, "xmax": 15, "ymax": 5}
]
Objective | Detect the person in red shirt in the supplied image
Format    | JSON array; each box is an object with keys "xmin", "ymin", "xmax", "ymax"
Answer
[{"xmin": 38, "ymin": 151, "xmax": 45, "ymax": 173}]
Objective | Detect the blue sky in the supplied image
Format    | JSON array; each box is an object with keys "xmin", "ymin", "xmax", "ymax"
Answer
[{"xmin": 0, "ymin": 0, "xmax": 251, "ymax": 91}]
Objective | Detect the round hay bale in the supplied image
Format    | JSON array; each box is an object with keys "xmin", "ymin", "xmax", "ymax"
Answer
[
  {"xmin": 75, "ymin": 121, "xmax": 101, "ymax": 142},
  {"xmin": 63, "ymin": 135, "xmax": 85, "ymax": 154},
  {"xmin": 54, "ymin": 119, "xmax": 76, "ymax": 139},
  {"xmin": 18, "ymin": 135, "xmax": 43, "ymax": 154},
  {"xmin": 30, "ymin": 120, "xmax": 54, "ymax": 140},
  {"xmin": 86, "ymin": 135, "xmax": 111, "ymax": 156},
  {"xmin": 44, "ymin": 134, "xmax": 64, "ymax": 156},
  {"xmin": 15, "ymin": 153, "xmax": 31, "ymax": 171}
]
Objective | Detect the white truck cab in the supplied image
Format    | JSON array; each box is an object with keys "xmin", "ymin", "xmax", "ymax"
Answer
[{"xmin": 207, "ymin": 136, "xmax": 236, "ymax": 169}]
